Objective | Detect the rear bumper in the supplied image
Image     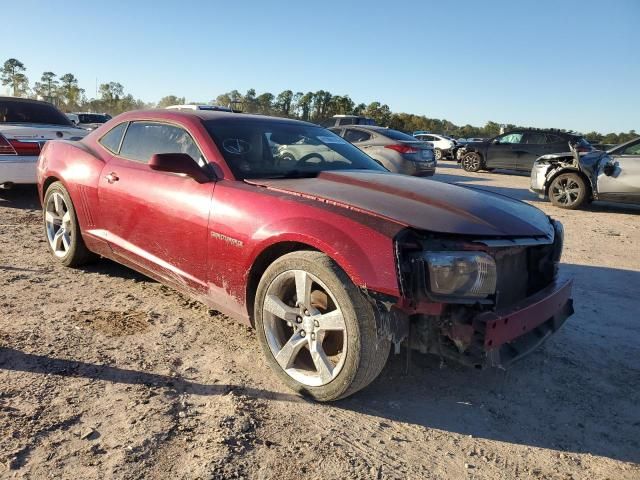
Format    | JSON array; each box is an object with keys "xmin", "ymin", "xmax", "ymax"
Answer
[
  {"xmin": 474, "ymin": 278, "xmax": 574, "ymax": 367},
  {"xmin": 0, "ymin": 156, "xmax": 38, "ymax": 185},
  {"xmin": 401, "ymin": 161, "xmax": 436, "ymax": 177}
]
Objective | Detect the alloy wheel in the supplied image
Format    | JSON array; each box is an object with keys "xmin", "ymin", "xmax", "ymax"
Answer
[
  {"xmin": 262, "ymin": 269, "xmax": 347, "ymax": 387},
  {"xmin": 550, "ymin": 177, "xmax": 582, "ymax": 206},
  {"xmin": 45, "ymin": 192, "xmax": 72, "ymax": 258},
  {"xmin": 462, "ymin": 153, "xmax": 481, "ymax": 171}
]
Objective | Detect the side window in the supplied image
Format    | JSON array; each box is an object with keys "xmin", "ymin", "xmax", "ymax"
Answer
[
  {"xmin": 546, "ymin": 134, "xmax": 564, "ymax": 144},
  {"xmin": 621, "ymin": 141, "xmax": 640, "ymax": 156},
  {"xmin": 498, "ymin": 132, "xmax": 524, "ymax": 144},
  {"xmin": 119, "ymin": 122, "xmax": 204, "ymax": 164},
  {"xmin": 344, "ymin": 129, "xmax": 371, "ymax": 143},
  {"xmin": 328, "ymin": 127, "xmax": 344, "ymax": 137},
  {"xmin": 98, "ymin": 122, "xmax": 128, "ymax": 154},
  {"xmin": 525, "ymin": 133, "xmax": 547, "ymax": 144}
]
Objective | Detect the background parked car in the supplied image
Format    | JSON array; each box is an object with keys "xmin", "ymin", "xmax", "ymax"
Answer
[
  {"xmin": 320, "ymin": 115, "xmax": 376, "ymax": 128},
  {"xmin": 69, "ymin": 112, "xmax": 112, "ymax": 130},
  {"xmin": 412, "ymin": 131, "xmax": 456, "ymax": 160},
  {"xmin": 531, "ymin": 137, "xmax": 640, "ymax": 209},
  {"xmin": 460, "ymin": 129, "xmax": 593, "ymax": 173},
  {"xmin": 0, "ymin": 97, "xmax": 87, "ymax": 186},
  {"xmin": 166, "ymin": 104, "xmax": 233, "ymax": 112},
  {"xmin": 330, "ymin": 125, "xmax": 436, "ymax": 176}
]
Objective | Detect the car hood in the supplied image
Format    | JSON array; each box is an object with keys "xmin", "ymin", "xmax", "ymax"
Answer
[{"xmin": 248, "ymin": 170, "xmax": 554, "ymax": 237}]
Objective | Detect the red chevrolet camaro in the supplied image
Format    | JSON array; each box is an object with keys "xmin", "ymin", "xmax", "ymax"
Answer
[{"xmin": 37, "ymin": 110, "xmax": 574, "ymax": 401}]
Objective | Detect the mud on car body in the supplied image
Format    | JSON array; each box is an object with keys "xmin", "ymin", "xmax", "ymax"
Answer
[{"xmin": 37, "ymin": 109, "xmax": 574, "ymax": 401}]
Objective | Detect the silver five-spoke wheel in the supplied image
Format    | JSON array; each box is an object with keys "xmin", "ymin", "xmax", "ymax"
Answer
[
  {"xmin": 263, "ymin": 269, "xmax": 347, "ymax": 387},
  {"xmin": 45, "ymin": 192, "xmax": 72, "ymax": 257},
  {"xmin": 255, "ymin": 251, "xmax": 391, "ymax": 401}
]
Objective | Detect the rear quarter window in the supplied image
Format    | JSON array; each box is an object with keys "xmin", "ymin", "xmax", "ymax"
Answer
[
  {"xmin": 99, "ymin": 122, "xmax": 128, "ymax": 154},
  {"xmin": 381, "ymin": 129, "xmax": 420, "ymax": 141}
]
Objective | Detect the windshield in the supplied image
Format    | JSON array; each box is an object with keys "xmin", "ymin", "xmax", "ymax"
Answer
[
  {"xmin": 78, "ymin": 113, "xmax": 110, "ymax": 124},
  {"xmin": 204, "ymin": 120, "xmax": 387, "ymax": 179},
  {"xmin": 0, "ymin": 99, "xmax": 72, "ymax": 126}
]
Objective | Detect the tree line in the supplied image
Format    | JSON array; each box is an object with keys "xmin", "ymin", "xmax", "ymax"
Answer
[{"xmin": 2, "ymin": 58, "xmax": 636, "ymax": 144}]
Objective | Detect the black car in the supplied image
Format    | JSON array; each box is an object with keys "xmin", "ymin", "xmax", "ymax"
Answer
[{"xmin": 459, "ymin": 129, "xmax": 592, "ymax": 173}]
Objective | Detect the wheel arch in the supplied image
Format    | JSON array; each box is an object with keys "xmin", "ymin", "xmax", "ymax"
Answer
[
  {"xmin": 43, "ymin": 175, "xmax": 62, "ymax": 194},
  {"xmin": 245, "ymin": 241, "xmax": 319, "ymax": 327},
  {"xmin": 545, "ymin": 167, "xmax": 593, "ymax": 199}
]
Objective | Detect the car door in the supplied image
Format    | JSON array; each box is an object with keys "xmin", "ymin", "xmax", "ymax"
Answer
[
  {"xmin": 596, "ymin": 139, "xmax": 640, "ymax": 203},
  {"xmin": 517, "ymin": 132, "xmax": 548, "ymax": 171},
  {"xmin": 485, "ymin": 132, "xmax": 524, "ymax": 169},
  {"xmin": 98, "ymin": 121, "xmax": 215, "ymax": 294}
]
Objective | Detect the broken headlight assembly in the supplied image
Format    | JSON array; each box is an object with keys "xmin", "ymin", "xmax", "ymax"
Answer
[{"xmin": 422, "ymin": 251, "xmax": 497, "ymax": 299}]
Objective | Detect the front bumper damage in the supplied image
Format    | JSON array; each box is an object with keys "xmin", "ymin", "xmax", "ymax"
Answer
[
  {"xmin": 385, "ymin": 227, "xmax": 574, "ymax": 369},
  {"xmin": 475, "ymin": 279, "xmax": 573, "ymax": 367},
  {"xmin": 405, "ymin": 279, "xmax": 573, "ymax": 369}
]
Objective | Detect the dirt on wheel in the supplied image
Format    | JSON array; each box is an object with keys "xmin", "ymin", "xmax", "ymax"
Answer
[{"xmin": 1, "ymin": 169, "xmax": 639, "ymax": 479}]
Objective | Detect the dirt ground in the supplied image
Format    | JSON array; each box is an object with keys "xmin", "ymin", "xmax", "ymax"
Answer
[{"xmin": 1, "ymin": 162, "xmax": 639, "ymax": 480}]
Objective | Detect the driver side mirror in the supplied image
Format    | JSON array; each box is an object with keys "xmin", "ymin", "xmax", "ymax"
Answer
[
  {"xmin": 603, "ymin": 162, "xmax": 617, "ymax": 177},
  {"xmin": 149, "ymin": 153, "xmax": 212, "ymax": 183}
]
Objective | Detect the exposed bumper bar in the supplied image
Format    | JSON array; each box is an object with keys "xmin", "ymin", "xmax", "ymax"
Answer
[{"xmin": 473, "ymin": 279, "xmax": 574, "ymax": 367}]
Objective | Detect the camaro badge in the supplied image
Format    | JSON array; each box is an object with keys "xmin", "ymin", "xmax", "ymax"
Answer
[{"xmin": 210, "ymin": 231, "xmax": 244, "ymax": 247}]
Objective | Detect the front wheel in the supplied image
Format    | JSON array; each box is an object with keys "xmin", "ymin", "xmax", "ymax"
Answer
[
  {"xmin": 549, "ymin": 173, "xmax": 587, "ymax": 209},
  {"xmin": 461, "ymin": 152, "xmax": 483, "ymax": 172},
  {"xmin": 254, "ymin": 251, "xmax": 390, "ymax": 401}
]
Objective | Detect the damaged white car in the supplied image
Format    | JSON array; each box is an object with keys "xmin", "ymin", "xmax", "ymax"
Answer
[{"xmin": 530, "ymin": 137, "xmax": 640, "ymax": 209}]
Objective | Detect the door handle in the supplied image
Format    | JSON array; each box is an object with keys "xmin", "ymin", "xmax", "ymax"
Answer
[{"xmin": 104, "ymin": 172, "xmax": 119, "ymax": 184}]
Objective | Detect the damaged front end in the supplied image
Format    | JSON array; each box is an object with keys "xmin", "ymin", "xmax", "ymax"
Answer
[
  {"xmin": 530, "ymin": 152, "xmax": 578, "ymax": 198},
  {"xmin": 531, "ymin": 142, "xmax": 605, "ymax": 199},
  {"xmin": 385, "ymin": 223, "xmax": 573, "ymax": 369}
]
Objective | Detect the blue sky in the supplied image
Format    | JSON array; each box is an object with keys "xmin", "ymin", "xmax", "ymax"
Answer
[{"xmin": 3, "ymin": 0, "xmax": 638, "ymax": 133}]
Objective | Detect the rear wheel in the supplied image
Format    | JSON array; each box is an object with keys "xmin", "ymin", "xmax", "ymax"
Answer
[
  {"xmin": 254, "ymin": 251, "xmax": 390, "ymax": 401},
  {"xmin": 43, "ymin": 182, "xmax": 96, "ymax": 267},
  {"xmin": 549, "ymin": 173, "xmax": 587, "ymax": 209},
  {"xmin": 434, "ymin": 148, "xmax": 442, "ymax": 161},
  {"xmin": 461, "ymin": 152, "xmax": 483, "ymax": 172}
]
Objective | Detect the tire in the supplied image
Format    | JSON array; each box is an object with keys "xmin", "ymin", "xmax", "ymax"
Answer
[
  {"xmin": 548, "ymin": 173, "xmax": 587, "ymax": 209},
  {"xmin": 434, "ymin": 148, "xmax": 442, "ymax": 161},
  {"xmin": 254, "ymin": 251, "xmax": 390, "ymax": 402},
  {"xmin": 43, "ymin": 182, "xmax": 97, "ymax": 267},
  {"xmin": 461, "ymin": 152, "xmax": 483, "ymax": 172}
]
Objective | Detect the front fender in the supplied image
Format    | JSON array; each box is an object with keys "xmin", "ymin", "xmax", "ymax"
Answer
[{"xmin": 247, "ymin": 216, "xmax": 399, "ymax": 297}]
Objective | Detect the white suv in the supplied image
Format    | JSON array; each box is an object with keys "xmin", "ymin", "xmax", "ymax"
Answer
[{"xmin": 413, "ymin": 132, "xmax": 455, "ymax": 160}]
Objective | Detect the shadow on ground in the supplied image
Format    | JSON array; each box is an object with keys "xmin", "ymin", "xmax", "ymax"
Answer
[
  {"xmin": 0, "ymin": 185, "xmax": 40, "ymax": 210},
  {"xmin": 336, "ymin": 263, "xmax": 640, "ymax": 464},
  {"xmin": 0, "ymin": 347, "xmax": 300, "ymax": 403}
]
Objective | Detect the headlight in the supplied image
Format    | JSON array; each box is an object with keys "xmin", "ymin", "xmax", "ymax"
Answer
[{"xmin": 423, "ymin": 251, "xmax": 497, "ymax": 298}]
